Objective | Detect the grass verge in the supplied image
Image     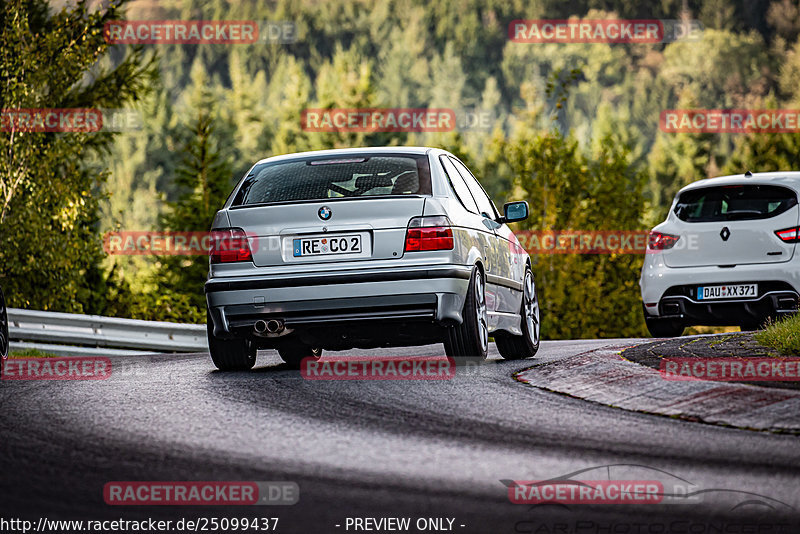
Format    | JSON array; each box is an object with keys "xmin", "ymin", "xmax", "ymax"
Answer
[
  {"xmin": 755, "ymin": 314, "xmax": 800, "ymax": 356},
  {"xmin": 9, "ymin": 348, "xmax": 59, "ymax": 358}
]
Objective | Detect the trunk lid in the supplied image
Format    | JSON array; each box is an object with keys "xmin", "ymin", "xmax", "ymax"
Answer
[{"xmin": 226, "ymin": 197, "xmax": 426, "ymax": 267}]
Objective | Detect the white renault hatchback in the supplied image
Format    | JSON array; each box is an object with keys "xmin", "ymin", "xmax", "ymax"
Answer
[{"xmin": 641, "ymin": 171, "xmax": 800, "ymax": 337}]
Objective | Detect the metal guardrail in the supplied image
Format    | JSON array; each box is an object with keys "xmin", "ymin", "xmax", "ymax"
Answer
[{"xmin": 7, "ymin": 308, "xmax": 208, "ymax": 353}]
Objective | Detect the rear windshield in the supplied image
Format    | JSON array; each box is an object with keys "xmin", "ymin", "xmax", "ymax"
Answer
[
  {"xmin": 231, "ymin": 154, "xmax": 431, "ymax": 206},
  {"xmin": 674, "ymin": 184, "xmax": 798, "ymax": 222}
]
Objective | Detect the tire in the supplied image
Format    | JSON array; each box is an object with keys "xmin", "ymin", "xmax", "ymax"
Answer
[
  {"xmin": 278, "ymin": 341, "xmax": 322, "ymax": 369},
  {"xmin": 645, "ymin": 316, "xmax": 684, "ymax": 338},
  {"xmin": 0, "ymin": 286, "xmax": 8, "ymax": 360},
  {"xmin": 495, "ymin": 267, "xmax": 540, "ymax": 360},
  {"xmin": 444, "ymin": 267, "xmax": 489, "ymax": 361},
  {"xmin": 207, "ymin": 311, "xmax": 257, "ymax": 371}
]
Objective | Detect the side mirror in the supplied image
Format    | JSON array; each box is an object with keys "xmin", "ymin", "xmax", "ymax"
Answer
[{"xmin": 502, "ymin": 201, "xmax": 529, "ymax": 223}]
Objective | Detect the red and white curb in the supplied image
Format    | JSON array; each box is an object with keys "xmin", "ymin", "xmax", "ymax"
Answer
[{"xmin": 515, "ymin": 344, "xmax": 800, "ymax": 433}]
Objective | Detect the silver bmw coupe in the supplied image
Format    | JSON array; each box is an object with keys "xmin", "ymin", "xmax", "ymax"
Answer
[{"xmin": 205, "ymin": 147, "xmax": 539, "ymax": 370}]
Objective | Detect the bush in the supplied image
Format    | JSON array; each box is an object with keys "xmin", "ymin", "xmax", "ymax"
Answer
[{"xmin": 756, "ymin": 314, "xmax": 800, "ymax": 355}]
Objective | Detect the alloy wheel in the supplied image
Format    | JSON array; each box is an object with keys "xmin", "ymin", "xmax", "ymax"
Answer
[
  {"xmin": 475, "ymin": 274, "xmax": 488, "ymax": 353},
  {"xmin": 523, "ymin": 271, "xmax": 540, "ymax": 346}
]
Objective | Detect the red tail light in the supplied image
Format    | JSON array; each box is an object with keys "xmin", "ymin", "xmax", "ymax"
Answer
[
  {"xmin": 405, "ymin": 216, "xmax": 454, "ymax": 252},
  {"xmin": 775, "ymin": 226, "xmax": 800, "ymax": 243},
  {"xmin": 648, "ymin": 231, "xmax": 680, "ymax": 250},
  {"xmin": 210, "ymin": 228, "xmax": 253, "ymax": 263}
]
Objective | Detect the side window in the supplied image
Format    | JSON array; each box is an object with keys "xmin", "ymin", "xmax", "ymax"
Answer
[
  {"xmin": 450, "ymin": 157, "xmax": 497, "ymax": 219},
  {"xmin": 440, "ymin": 156, "xmax": 479, "ymax": 214}
]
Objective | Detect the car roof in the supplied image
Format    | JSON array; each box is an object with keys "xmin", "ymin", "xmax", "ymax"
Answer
[
  {"xmin": 251, "ymin": 146, "xmax": 441, "ymax": 165},
  {"xmin": 679, "ymin": 172, "xmax": 800, "ymax": 194}
]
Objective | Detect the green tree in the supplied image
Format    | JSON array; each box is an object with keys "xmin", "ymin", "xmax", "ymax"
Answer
[
  {"xmin": 723, "ymin": 131, "xmax": 800, "ymax": 174},
  {"xmin": 495, "ymin": 118, "xmax": 647, "ymax": 339},
  {"xmin": 266, "ymin": 55, "xmax": 314, "ymax": 156},
  {"xmin": 0, "ymin": 0, "xmax": 154, "ymax": 311},
  {"xmin": 221, "ymin": 50, "xmax": 270, "ymax": 171},
  {"xmin": 156, "ymin": 92, "xmax": 234, "ymax": 319},
  {"xmin": 659, "ymin": 29, "xmax": 771, "ymax": 108},
  {"xmin": 308, "ymin": 44, "xmax": 396, "ymax": 149},
  {"xmin": 767, "ymin": 0, "xmax": 800, "ymax": 43}
]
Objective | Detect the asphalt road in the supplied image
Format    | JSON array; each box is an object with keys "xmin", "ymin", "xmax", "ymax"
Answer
[{"xmin": 2, "ymin": 339, "xmax": 799, "ymax": 533}]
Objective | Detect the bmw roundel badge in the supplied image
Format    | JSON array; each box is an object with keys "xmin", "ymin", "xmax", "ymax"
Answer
[{"xmin": 318, "ymin": 206, "xmax": 332, "ymax": 220}]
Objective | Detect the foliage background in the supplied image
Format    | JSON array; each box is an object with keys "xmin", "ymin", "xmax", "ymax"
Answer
[{"xmin": 1, "ymin": 0, "xmax": 799, "ymax": 338}]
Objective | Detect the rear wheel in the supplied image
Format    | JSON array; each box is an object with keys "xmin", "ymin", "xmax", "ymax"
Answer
[
  {"xmin": 495, "ymin": 268, "xmax": 540, "ymax": 360},
  {"xmin": 444, "ymin": 268, "xmax": 488, "ymax": 361},
  {"xmin": 645, "ymin": 316, "xmax": 685, "ymax": 338},
  {"xmin": 278, "ymin": 341, "xmax": 322, "ymax": 369},
  {"xmin": 207, "ymin": 312, "xmax": 257, "ymax": 371}
]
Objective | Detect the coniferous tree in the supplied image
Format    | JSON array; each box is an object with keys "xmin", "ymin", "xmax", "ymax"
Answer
[{"xmin": 156, "ymin": 89, "xmax": 234, "ymax": 317}]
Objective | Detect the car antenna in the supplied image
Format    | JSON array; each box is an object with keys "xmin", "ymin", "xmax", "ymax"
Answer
[{"xmin": 744, "ymin": 170, "xmax": 753, "ymax": 177}]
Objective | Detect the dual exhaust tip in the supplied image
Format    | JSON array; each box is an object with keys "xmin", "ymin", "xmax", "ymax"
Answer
[{"xmin": 254, "ymin": 319, "xmax": 285, "ymax": 334}]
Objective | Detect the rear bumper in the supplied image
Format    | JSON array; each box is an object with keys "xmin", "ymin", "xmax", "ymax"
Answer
[
  {"xmin": 205, "ymin": 265, "xmax": 472, "ymax": 338},
  {"xmin": 205, "ymin": 266, "xmax": 470, "ymax": 293},
  {"xmin": 640, "ymin": 259, "xmax": 800, "ymax": 324},
  {"xmin": 651, "ymin": 290, "xmax": 799, "ymax": 325}
]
